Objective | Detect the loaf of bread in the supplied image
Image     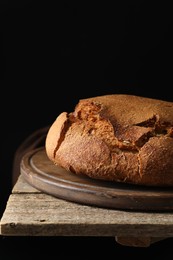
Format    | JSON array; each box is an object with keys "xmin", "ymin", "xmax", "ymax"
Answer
[{"xmin": 45, "ymin": 94, "xmax": 173, "ymax": 187}]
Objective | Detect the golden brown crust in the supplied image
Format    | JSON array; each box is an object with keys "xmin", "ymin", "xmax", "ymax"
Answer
[
  {"xmin": 45, "ymin": 94, "xmax": 173, "ymax": 187},
  {"xmin": 45, "ymin": 112, "xmax": 68, "ymax": 161}
]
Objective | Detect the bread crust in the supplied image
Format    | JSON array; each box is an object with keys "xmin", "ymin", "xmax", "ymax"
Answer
[{"xmin": 45, "ymin": 94, "xmax": 173, "ymax": 186}]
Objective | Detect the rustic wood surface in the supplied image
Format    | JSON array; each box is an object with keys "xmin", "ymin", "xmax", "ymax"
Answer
[
  {"xmin": 0, "ymin": 174, "xmax": 173, "ymax": 247},
  {"xmin": 20, "ymin": 147, "xmax": 173, "ymax": 211},
  {"xmin": 1, "ymin": 147, "xmax": 173, "ymax": 247}
]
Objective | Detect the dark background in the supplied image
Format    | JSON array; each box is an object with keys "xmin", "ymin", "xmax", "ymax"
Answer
[{"xmin": 1, "ymin": 1, "xmax": 173, "ymax": 257}]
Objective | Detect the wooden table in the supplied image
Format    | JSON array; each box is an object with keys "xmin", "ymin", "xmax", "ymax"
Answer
[{"xmin": 1, "ymin": 174, "xmax": 173, "ymax": 247}]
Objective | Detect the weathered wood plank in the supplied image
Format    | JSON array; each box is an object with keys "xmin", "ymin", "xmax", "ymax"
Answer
[
  {"xmin": 12, "ymin": 174, "xmax": 40, "ymax": 194},
  {"xmin": 0, "ymin": 173, "xmax": 173, "ymax": 249},
  {"xmin": 1, "ymin": 192, "xmax": 173, "ymax": 237}
]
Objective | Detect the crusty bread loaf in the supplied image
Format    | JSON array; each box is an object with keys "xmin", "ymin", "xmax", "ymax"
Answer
[{"xmin": 45, "ymin": 94, "xmax": 173, "ymax": 187}]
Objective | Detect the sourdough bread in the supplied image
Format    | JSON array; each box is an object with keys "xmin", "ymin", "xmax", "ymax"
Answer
[{"xmin": 45, "ymin": 94, "xmax": 173, "ymax": 186}]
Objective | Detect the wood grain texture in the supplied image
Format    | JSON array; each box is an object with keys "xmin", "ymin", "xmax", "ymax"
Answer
[{"xmin": 1, "ymin": 175, "xmax": 173, "ymax": 239}]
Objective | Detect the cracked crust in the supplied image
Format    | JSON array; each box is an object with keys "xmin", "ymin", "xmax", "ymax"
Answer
[{"xmin": 45, "ymin": 94, "xmax": 173, "ymax": 187}]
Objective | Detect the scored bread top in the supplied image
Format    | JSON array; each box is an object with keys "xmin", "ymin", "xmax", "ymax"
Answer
[{"xmin": 45, "ymin": 94, "xmax": 173, "ymax": 187}]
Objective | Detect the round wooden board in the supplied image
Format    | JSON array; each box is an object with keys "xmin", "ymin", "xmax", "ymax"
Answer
[{"xmin": 21, "ymin": 147, "xmax": 173, "ymax": 211}]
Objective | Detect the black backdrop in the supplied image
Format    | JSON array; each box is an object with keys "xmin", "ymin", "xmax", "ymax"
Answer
[{"xmin": 1, "ymin": 1, "xmax": 173, "ymax": 257}]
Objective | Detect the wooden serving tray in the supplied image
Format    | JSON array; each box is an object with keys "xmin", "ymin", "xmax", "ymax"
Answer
[{"xmin": 21, "ymin": 147, "xmax": 173, "ymax": 211}]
